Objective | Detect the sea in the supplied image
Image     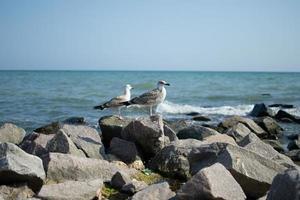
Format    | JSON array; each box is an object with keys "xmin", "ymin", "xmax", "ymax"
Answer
[{"xmin": 0, "ymin": 70, "xmax": 300, "ymax": 133}]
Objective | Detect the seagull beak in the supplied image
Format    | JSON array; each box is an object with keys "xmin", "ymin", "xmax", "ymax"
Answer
[{"xmin": 165, "ymin": 83, "xmax": 170, "ymax": 86}]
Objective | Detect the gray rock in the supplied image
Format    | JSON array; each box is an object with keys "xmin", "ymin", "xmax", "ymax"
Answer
[
  {"xmin": 34, "ymin": 122, "xmax": 61, "ymax": 135},
  {"xmin": 218, "ymin": 116, "xmax": 266, "ymax": 137},
  {"xmin": 0, "ymin": 143, "xmax": 45, "ymax": 192},
  {"xmin": 267, "ymin": 168, "xmax": 300, "ymax": 200},
  {"xmin": 164, "ymin": 119, "xmax": 193, "ymax": 134},
  {"xmin": 109, "ymin": 137, "xmax": 139, "ymax": 163},
  {"xmin": 99, "ymin": 115, "xmax": 132, "ymax": 148},
  {"xmin": 250, "ymin": 103, "xmax": 272, "ymax": 117},
  {"xmin": 131, "ymin": 182, "xmax": 175, "ymax": 200},
  {"xmin": 254, "ymin": 117, "xmax": 283, "ymax": 138},
  {"xmin": 0, "ymin": 184, "xmax": 35, "ymax": 200},
  {"xmin": 62, "ymin": 117, "xmax": 86, "ymax": 125},
  {"xmin": 275, "ymin": 110, "xmax": 300, "ymax": 124},
  {"xmin": 121, "ymin": 179, "xmax": 148, "ymax": 194},
  {"xmin": 121, "ymin": 115, "xmax": 177, "ymax": 159},
  {"xmin": 192, "ymin": 115, "xmax": 211, "ymax": 122},
  {"xmin": 285, "ymin": 150, "xmax": 300, "ymax": 161},
  {"xmin": 61, "ymin": 124, "xmax": 105, "ymax": 159},
  {"xmin": 177, "ymin": 125, "xmax": 219, "ymax": 141},
  {"xmin": 189, "ymin": 143, "xmax": 286, "ymax": 198},
  {"xmin": 287, "ymin": 139, "xmax": 300, "ymax": 151},
  {"xmin": 225, "ymin": 123, "xmax": 252, "ymax": 142},
  {"xmin": 46, "ymin": 130, "xmax": 85, "ymax": 157},
  {"xmin": 202, "ymin": 134, "xmax": 237, "ymax": 146},
  {"xmin": 111, "ymin": 171, "xmax": 131, "ymax": 190},
  {"xmin": 263, "ymin": 139, "xmax": 285, "ymax": 153},
  {"xmin": 0, "ymin": 123, "xmax": 26, "ymax": 145},
  {"xmin": 44, "ymin": 153, "xmax": 135, "ymax": 182},
  {"xmin": 37, "ymin": 179, "xmax": 103, "ymax": 200},
  {"xmin": 176, "ymin": 163, "xmax": 246, "ymax": 200}
]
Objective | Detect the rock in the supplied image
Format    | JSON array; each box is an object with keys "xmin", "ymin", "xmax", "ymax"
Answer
[
  {"xmin": 46, "ymin": 129, "xmax": 86, "ymax": 157},
  {"xmin": 286, "ymin": 134, "xmax": 298, "ymax": 140},
  {"xmin": 34, "ymin": 122, "xmax": 61, "ymax": 135},
  {"xmin": 121, "ymin": 115, "xmax": 177, "ymax": 159},
  {"xmin": 177, "ymin": 125, "xmax": 219, "ymax": 140},
  {"xmin": 0, "ymin": 143, "xmax": 45, "ymax": 193},
  {"xmin": 186, "ymin": 112, "xmax": 200, "ymax": 116},
  {"xmin": 99, "ymin": 115, "xmax": 132, "ymax": 148},
  {"xmin": 287, "ymin": 140, "xmax": 300, "ymax": 151},
  {"xmin": 128, "ymin": 160, "xmax": 145, "ymax": 170},
  {"xmin": 254, "ymin": 117, "xmax": 283, "ymax": 138},
  {"xmin": 149, "ymin": 139, "xmax": 203, "ymax": 179},
  {"xmin": 164, "ymin": 119, "xmax": 192, "ymax": 134},
  {"xmin": 218, "ymin": 115, "xmax": 266, "ymax": 137},
  {"xmin": 202, "ymin": 134, "xmax": 237, "ymax": 146},
  {"xmin": 111, "ymin": 171, "xmax": 131, "ymax": 190},
  {"xmin": 267, "ymin": 168, "xmax": 300, "ymax": 200},
  {"xmin": 238, "ymin": 133, "xmax": 295, "ymax": 168},
  {"xmin": 37, "ymin": 179, "xmax": 103, "ymax": 200},
  {"xmin": 62, "ymin": 117, "xmax": 86, "ymax": 125},
  {"xmin": 189, "ymin": 143, "xmax": 286, "ymax": 198},
  {"xmin": 285, "ymin": 150, "xmax": 300, "ymax": 161},
  {"xmin": 192, "ymin": 115, "xmax": 211, "ymax": 122},
  {"xmin": 121, "ymin": 179, "xmax": 148, "ymax": 194},
  {"xmin": 225, "ymin": 123, "xmax": 252, "ymax": 142},
  {"xmin": 44, "ymin": 153, "xmax": 134, "ymax": 183},
  {"xmin": 250, "ymin": 103, "xmax": 271, "ymax": 117},
  {"xmin": 131, "ymin": 182, "xmax": 175, "ymax": 200},
  {"xmin": 0, "ymin": 184, "xmax": 35, "ymax": 200},
  {"xmin": 263, "ymin": 139, "xmax": 285, "ymax": 153},
  {"xmin": 269, "ymin": 104, "xmax": 294, "ymax": 109},
  {"xmin": 109, "ymin": 137, "xmax": 139, "ymax": 164},
  {"xmin": 61, "ymin": 124, "xmax": 105, "ymax": 159},
  {"xmin": 275, "ymin": 110, "xmax": 300, "ymax": 123},
  {"xmin": 0, "ymin": 123, "xmax": 26, "ymax": 145},
  {"xmin": 176, "ymin": 163, "xmax": 246, "ymax": 200},
  {"xmin": 163, "ymin": 124, "xmax": 178, "ymax": 142}
]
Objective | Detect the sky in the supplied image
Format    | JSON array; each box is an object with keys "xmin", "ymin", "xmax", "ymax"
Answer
[{"xmin": 0, "ymin": 0, "xmax": 299, "ymax": 71}]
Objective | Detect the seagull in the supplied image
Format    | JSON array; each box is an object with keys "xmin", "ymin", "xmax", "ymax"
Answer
[
  {"xmin": 125, "ymin": 80, "xmax": 170, "ymax": 116},
  {"xmin": 94, "ymin": 84, "xmax": 133, "ymax": 117}
]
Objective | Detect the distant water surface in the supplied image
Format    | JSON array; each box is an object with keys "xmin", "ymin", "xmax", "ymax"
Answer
[{"xmin": 0, "ymin": 70, "xmax": 299, "ymax": 131}]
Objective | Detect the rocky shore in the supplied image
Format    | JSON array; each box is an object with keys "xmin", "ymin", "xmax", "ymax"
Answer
[{"xmin": 1, "ymin": 103, "xmax": 300, "ymax": 200}]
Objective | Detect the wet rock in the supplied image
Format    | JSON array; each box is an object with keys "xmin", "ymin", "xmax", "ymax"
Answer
[
  {"xmin": 62, "ymin": 117, "xmax": 86, "ymax": 125},
  {"xmin": 285, "ymin": 150, "xmax": 300, "ymax": 161},
  {"xmin": 0, "ymin": 123, "xmax": 26, "ymax": 145},
  {"xmin": 111, "ymin": 171, "xmax": 131, "ymax": 190},
  {"xmin": 109, "ymin": 137, "xmax": 139, "ymax": 164},
  {"xmin": 121, "ymin": 115, "xmax": 177, "ymax": 159},
  {"xmin": 189, "ymin": 143, "xmax": 286, "ymax": 198},
  {"xmin": 176, "ymin": 163, "xmax": 246, "ymax": 200},
  {"xmin": 121, "ymin": 179, "xmax": 148, "ymax": 194},
  {"xmin": 37, "ymin": 179, "xmax": 103, "ymax": 200},
  {"xmin": 192, "ymin": 115, "xmax": 211, "ymax": 122},
  {"xmin": 186, "ymin": 112, "xmax": 200, "ymax": 116},
  {"xmin": 177, "ymin": 125, "xmax": 219, "ymax": 141},
  {"xmin": 131, "ymin": 182, "xmax": 175, "ymax": 200},
  {"xmin": 254, "ymin": 117, "xmax": 283, "ymax": 138},
  {"xmin": 34, "ymin": 122, "xmax": 61, "ymax": 135},
  {"xmin": 275, "ymin": 110, "xmax": 300, "ymax": 124},
  {"xmin": 225, "ymin": 123, "xmax": 252, "ymax": 142},
  {"xmin": 286, "ymin": 134, "xmax": 298, "ymax": 140},
  {"xmin": 263, "ymin": 139, "xmax": 285, "ymax": 153},
  {"xmin": 99, "ymin": 115, "xmax": 132, "ymax": 148},
  {"xmin": 287, "ymin": 139, "xmax": 300, "ymax": 151},
  {"xmin": 269, "ymin": 104, "xmax": 294, "ymax": 109},
  {"xmin": 46, "ymin": 129, "xmax": 86, "ymax": 157},
  {"xmin": 0, "ymin": 184, "xmax": 35, "ymax": 200},
  {"xmin": 267, "ymin": 168, "xmax": 300, "ymax": 200},
  {"xmin": 0, "ymin": 143, "xmax": 45, "ymax": 193},
  {"xmin": 250, "ymin": 103, "xmax": 272, "ymax": 117}
]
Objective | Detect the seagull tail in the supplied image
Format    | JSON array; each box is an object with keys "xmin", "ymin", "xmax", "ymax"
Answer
[{"xmin": 94, "ymin": 105, "xmax": 105, "ymax": 110}]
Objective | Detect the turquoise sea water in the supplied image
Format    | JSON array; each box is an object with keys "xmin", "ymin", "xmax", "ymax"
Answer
[{"xmin": 0, "ymin": 71, "xmax": 299, "ymax": 131}]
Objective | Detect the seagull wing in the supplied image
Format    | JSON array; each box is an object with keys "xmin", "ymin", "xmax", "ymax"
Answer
[{"xmin": 130, "ymin": 89, "xmax": 160, "ymax": 105}]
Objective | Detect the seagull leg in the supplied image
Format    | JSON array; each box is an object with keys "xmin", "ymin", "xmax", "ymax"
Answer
[
  {"xmin": 118, "ymin": 107, "xmax": 123, "ymax": 119},
  {"xmin": 149, "ymin": 106, "xmax": 153, "ymax": 116}
]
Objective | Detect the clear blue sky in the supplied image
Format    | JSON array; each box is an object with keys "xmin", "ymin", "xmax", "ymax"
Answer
[{"xmin": 0, "ymin": 0, "xmax": 299, "ymax": 71}]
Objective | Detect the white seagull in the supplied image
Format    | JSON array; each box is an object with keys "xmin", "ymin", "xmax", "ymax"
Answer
[
  {"xmin": 94, "ymin": 84, "xmax": 133, "ymax": 117},
  {"xmin": 125, "ymin": 80, "xmax": 170, "ymax": 116}
]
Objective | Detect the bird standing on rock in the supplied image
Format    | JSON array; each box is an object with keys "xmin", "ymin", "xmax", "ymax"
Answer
[
  {"xmin": 124, "ymin": 80, "xmax": 170, "ymax": 116},
  {"xmin": 94, "ymin": 84, "xmax": 133, "ymax": 118}
]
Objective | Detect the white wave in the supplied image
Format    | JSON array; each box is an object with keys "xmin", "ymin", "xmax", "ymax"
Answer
[{"xmin": 157, "ymin": 101, "xmax": 254, "ymax": 116}]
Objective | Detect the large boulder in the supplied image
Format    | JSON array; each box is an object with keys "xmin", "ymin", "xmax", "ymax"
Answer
[
  {"xmin": 164, "ymin": 119, "xmax": 192, "ymax": 134},
  {"xmin": 110, "ymin": 171, "xmax": 131, "ymax": 190},
  {"xmin": 275, "ymin": 110, "xmax": 300, "ymax": 123},
  {"xmin": 0, "ymin": 184, "xmax": 35, "ymax": 200},
  {"xmin": 99, "ymin": 115, "xmax": 132, "ymax": 148},
  {"xmin": 61, "ymin": 124, "xmax": 105, "ymax": 159},
  {"xmin": 44, "ymin": 153, "xmax": 135, "ymax": 183},
  {"xmin": 225, "ymin": 123, "xmax": 252, "ymax": 142},
  {"xmin": 176, "ymin": 163, "xmax": 246, "ymax": 200},
  {"xmin": 254, "ymin": 117, "xmax": 283, "ymax": 138},
  {"xmin": 250, "ymin": 103, "xmax": 272, "ymax": 117},
  {"xmin": 267, "ymin": 168, "xmax": 300, "ymax": 200},
  {"xmin": 37, "ymin": 179, "xmax": 103, "ymax": 200},
  {"xmin": 0, "ymin": 143, "xmax": 45, "ymax": 192},
  {"xmin": 109, "ymin": 137, "xmax": 139, "ymax": 164},
  {"xmin": 218, "ymin": 116, "xmax": 266, "ymax": 137},
  {"xmin": 189, "ymin": 143, "xmax": 286, "ymax": 198},
  {"xmin": 131, "ymin": 182, "xmax": 175, "ymax": 200},
  {"xmin": 263, "ymin": 139, "xmax": 285, "ymax": 153},
  {"xmin": 202, "ymin": 134, "xmax": 237, "ymax": 146},
  {"xmin": 177, "ymin": 125, "xmax": 219, "ymax": 140},
  {"xmin": 46, "ymin": 130, "xmax": 85, "ymax": 157},
  {"xmin": 285, "ymin": 150, "xmax": 300, "ymax": 161},
  {"xmin": 121, "ymin": 115, "xmax": 177, "ymax": 159},
  {"xmin": 0, "ymin": 123, "xmax": 26, "ymax": 145},
  {"xmin": 34, "ymin": 122, "xmax": 61, "ymax": 135}
]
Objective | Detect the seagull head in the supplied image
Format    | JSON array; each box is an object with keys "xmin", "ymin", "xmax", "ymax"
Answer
[
  {"xmin": 125, "ymin": 84, "xmax": 133, "ymax": 90},
  {"xmin": 157, "ymin": 80, "xmax": 170, "ymax": 87}
]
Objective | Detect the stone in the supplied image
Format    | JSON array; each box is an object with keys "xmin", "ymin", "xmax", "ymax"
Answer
[
  {"xmin": 189, "ymin": 143, "xmax": 286, "ymax": 198},
  {"xmin": 131, "ymin": 182, "xmax": 175, "ymax": 200},
  {"xmin": 34, "ymin": 122, "xmax": 61, "ymax": 135},
  {"xmin": 0, "ymin": 184, "xmax": 35, "ymax": 200},
  {"xmin": 109, "ymin": 137, "xmax": 139, "ymax": 163},
  {"xmin": 61, "ymin": 124, "xmax": 105, "ymax": 159},
  {"xmin": 62, "ymin": 117, "xmax": 86, "ymax": 125},
  {"xmin": 46, "ymin": 129, "xmax": 85, "ymax": 157},
  {"xmin": 250, "ymin": 103, "xmax": 272, "ymax": 117},
  {"xmin": 202, "ymin": 134, "xmax": 237, "ymax": 146},
  {"xmin": 225, "ymin": 123, "xmax": 252, "ymax": 142},
  {"xmin": 263, "ymin": 139, "xmax": 285, "ymax": 153},
  {"xmin": 269, "ymin": 104, "xmax": 294, "ymax": 109},
  {"xmin": 110, "ymin": 171, "xmax": 131, "ymax": 190},
  {"xmin": 267, "ymin": 168, "xmax": 300, "ymax": 200},
  {"xmin": 186, "ymin": 112, "xmax": 200, "ymax": 116},
  {"xmin": 285, "ymin": 150, "xmax": 300, "ymax": 161},
  {"xmin": 121, "ymin": 115, "xmax": 177, "ymax": 159},
  {"xmin": 275, "ymin": 110, "xmax": 300, "ymax": 123},
  {"xmin": 254, "ymin": 117, "xmax": 283, "ymax": 138},
  {"xmin": 44, "ymin": 153, "xmax": 135, "ymax": 183},
  {"xmin": 0, "ymin": 123, "xmax": 26, "ymax": 145},
  {"xmin": 176, "ymin": 163, "xmax": 246, "ymax": 200},
  {"xmin": 164, "ymin": 119, "xmax": 192, "ymax": 134},
  {"xmin": 37, "ymin": 179, "xmax": 103, "ymax": 200},
  {"xmin": 192, "ymin": 115, "xmax": 211, "ymax": 122},
  {"xmin": 121, "ymin": 179, "xmax": 148, "ymax": 194},
  {"xmin": 177, "ymin": 125, "xmax": 219, "ymax": 140},
  {"xmin": 0, "ymin": 143, "xmax": 45, "ymax": 193},
  {"xmin": 99, "ymin": 115, "xmax": 132, "ymax": 148},
  {"xmin": 287, "ymin": 140, "xmax": 300, "ymax": 151}
]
